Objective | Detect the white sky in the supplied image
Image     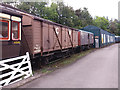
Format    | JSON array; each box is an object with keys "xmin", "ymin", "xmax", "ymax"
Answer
[{"xmin": 63, "ymin": 0, "xmax": 119, "ymax": 20}]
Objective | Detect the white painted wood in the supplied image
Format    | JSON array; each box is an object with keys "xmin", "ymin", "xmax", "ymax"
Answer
[
  {"xmin": 0, "ymin": 52, "xmax": 33, "ymax": 87},
  {"xmin": 0, "ymin": 13, "xmax": 10, "ymax": 19},
  {"xmin": 11, "ymin": 16, "xmax": 21, "ymax": 21}
]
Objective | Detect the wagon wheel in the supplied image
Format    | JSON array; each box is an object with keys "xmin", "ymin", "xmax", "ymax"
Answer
[{"xmin": 43, "ymin": 57, "xmax": 49, "ymax": 65}]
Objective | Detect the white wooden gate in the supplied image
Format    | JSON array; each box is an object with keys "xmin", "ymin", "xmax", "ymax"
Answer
[{"xmin": 0, "ymin": 52, "xmax": 33, "ymax": 87}]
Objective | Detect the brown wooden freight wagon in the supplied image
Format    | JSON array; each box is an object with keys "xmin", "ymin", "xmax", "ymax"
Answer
[{"xmin": 20, "ymin": 13, "xmax": 79, "ymax": 60}]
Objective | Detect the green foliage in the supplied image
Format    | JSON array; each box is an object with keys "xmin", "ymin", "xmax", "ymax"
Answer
[
  {"xmin": 75, "ymin": 8, "xmax": 93, "ymax": 27},
  {"xmin": 109, "ymin": 20, "xmax": 118, "ymax": 34},
  {"xmin": 117, "ymin": 22, "xmax": 120, "ymax": 35},
  {"xmin": 106, "ymin": 19, "xmax": 120, "ymax": 35},
  {"xmin": 93, "ymin": 16, "xmax": 109, "ymax": 30},
  {"xmin": 42, "ymin": 3, "xmax": 59, "ymax": 22},
  {"xmin": 16, "ymin": 2, "xmax": 47, "ymax": 16},
  {"xmin": 57, "ymin": 2, "xmax": 75, "ymax": 27}
]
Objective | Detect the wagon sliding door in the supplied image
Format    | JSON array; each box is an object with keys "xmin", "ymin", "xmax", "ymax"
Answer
[
  {"xmin": 42, "ymin": 22, "xmax": 49, "ymax": 52},
  {"xmin": 32, "ymin": 20, "xmax": 41, "ymax": 55},
  {"xmin": 42, "ymin": 23, "xmax": 62, "ymax": 53},
  {"xmin": 73, "ymin": 30, "xmax": 78, "ymax": 47},
  {"xmin": 48, "ymin": 24, "xmax": 54, "ymax": 51},
  {"xmin": 42, "ymin": 23, "xmax": 56, "ymax": 53},
  {"xmin": 62, "ymin": 27, "xmax": 67, "ymax": 49},
  {"xmin": 53, "ymin": 25, "xmax": 62, "ymax": 51},
  {"xmin": 66, "ymin": 28, "xmax": 73, "ymax": 48}
]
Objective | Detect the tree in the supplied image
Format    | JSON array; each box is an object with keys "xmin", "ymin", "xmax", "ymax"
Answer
[
  {"xmin": 115, "ymin": 19, "xmax": 120, "ymax": 35},
  {"xmin": 93, "ymin": 16, "xmax": 109, "ymax": 30},
  {"xmin": 109, "ymin": 19, "xmax": 118, "ymax": 34},
  {"xmin": 117, "ymin": 23, "xmax": 120, "ymax": 35},
  {"xmin": 75, "ymin": 8, "xmax": 93, "ymax": 27},
  {"xmin": 56, "ymin": 2, "xmax": 75, "ymax": 27},
  {"xmin": 42, "ymin": 3, "xmax": 59, "ymax": 22},
  {"xmin": 16, "ymin": 2, "xmax": 47, "ymax": 17}
]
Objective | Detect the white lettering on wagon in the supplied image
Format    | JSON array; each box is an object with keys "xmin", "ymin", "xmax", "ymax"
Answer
[
  {"xmin": 69, "ymin": 30, "xmax": 72, "ymax": 35},
  {"xmin": 55, "ymin": 28, "xmax": 59, "ymax": 35},
  {"xmin": 34, "ymin": 44, "xmax": 41, "ymax": 53}
]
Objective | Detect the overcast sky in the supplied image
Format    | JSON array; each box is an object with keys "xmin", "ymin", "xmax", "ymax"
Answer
[{"xmin": 63, "ymin": 0, "xmax": 119, "ymax": 20}]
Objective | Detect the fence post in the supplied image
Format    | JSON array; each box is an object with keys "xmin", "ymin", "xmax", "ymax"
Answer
[{"xmin": 26, "ymin": 52, "xmax": 33, "ymax": 76}]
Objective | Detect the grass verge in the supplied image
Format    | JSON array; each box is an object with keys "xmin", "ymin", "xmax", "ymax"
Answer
[{"xmin": 34, "ymin": 48, "xmax": 96, "ymax": 75}]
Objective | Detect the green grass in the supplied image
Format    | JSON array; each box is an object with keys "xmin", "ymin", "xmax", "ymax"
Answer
[{"xmin": 34, "ymin": 48, "xmax": 95, "ymax": 75}]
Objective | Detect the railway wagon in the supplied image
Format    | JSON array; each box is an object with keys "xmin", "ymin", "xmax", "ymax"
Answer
[
  {"xmin": 109, "ymin": 33, "xmax": 115, "ymax": 44},
  {"xmin": 100, "ymin": 29, "xmax": 111, "ymax": 47},
  {"xmin": 100, "ymin": 30, "xmax": 115, "ymax": 46},
  {"xmin": 0, "ymin": 6, "xmax": 22, "ymax": 60},
  {"xmin": 115, "ymin": 36, "xmax": 120, "ymax": 43},
  {"xmin": 89, "ymin": 32, "xmax": 94, "ymax": 45},
  {"xmin": 81, "ymin": 25, "xmax": 115, "ymax": 48},
  {"xmin": 20, "ymin": 13, "xmax": 79, "ymax": 64},
  {"xmin": 78, "ymin": 30, "xmax": 94, "ymax": 50}
]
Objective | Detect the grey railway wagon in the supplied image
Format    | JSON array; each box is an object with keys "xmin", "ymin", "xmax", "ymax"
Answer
[{"xmin": 79, "ymin": 30, "xmax": 94, "ymax": 46}]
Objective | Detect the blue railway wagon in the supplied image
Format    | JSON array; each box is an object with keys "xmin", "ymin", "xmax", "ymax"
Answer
[
  {"xmin": 106, "ymin": 31, "xmax": 111, "ymax": 45},
  {"xmin": 115, "ymin": 36, "xmax": 120, "ymax": 43},
  {"xmin": 81, "ymin": 25, "xmax": 115, "ymax": 48},
  {"xmin": 109, "ymin": 33, "xmax": 115, "ymax": 44},
  {"xmin": 100, "ymin": 29, "xmax": 115, "ymax": 47},
  {"xmin": 100, "ymin": 29, "xmax": 109, "ymax": 47}
]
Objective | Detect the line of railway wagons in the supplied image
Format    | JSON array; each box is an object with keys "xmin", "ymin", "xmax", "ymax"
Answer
[
  {"xmin": 115, "ymin": 36, "xmax": 120, "ymax": 43},
  {"xmin": 0, "ymin": 4, "xmax": 117, "ymax": 66},
  {"xmin": 82, "ymin": 25, "xmax": 116, "ymax": 48}
]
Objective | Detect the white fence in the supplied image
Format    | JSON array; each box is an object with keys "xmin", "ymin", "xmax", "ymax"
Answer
[{"xmin": 0, "ymin": 52, "xmax": 33, "ymax": 87}]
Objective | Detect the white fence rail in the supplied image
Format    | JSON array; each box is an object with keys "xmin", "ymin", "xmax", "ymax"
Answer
[{"xmin": 0, "ymin": 52, "xmax": 33, "ymax": 87}]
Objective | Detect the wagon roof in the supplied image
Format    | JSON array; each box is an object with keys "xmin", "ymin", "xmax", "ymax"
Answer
[
  {"xmin": 33, "ymin": 15, "xmax": 78, "ymax": 30},
  {"xmin": 79, "ymin": 29, "xmax": 94, "ymax": 34},
  {"xmin": 82, "ymin": 25, "xmax": 115, "ymax": 35},
  {"xmin": 115, "ymin": 36, "xmax": 120, "ymax": 37},
  {"xmin": 0, "ymin": 3, "xmax": 22, "ymax": 17},
  {"xmin": 81, "ymin": 25, "xmax": 101, "ymax": 31}
]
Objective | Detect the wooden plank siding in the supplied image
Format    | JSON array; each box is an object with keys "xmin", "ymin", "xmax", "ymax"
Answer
[
  {"xmin": 32, "ymin": 20, "xmax": 41, "ymax": 55},
  {"xmin": 73, "ymin": 30, "xmax": 78, "ymax": 47},
  {"xmin": 21, "ymin": 26, "xmax": 33, "ymax": 56},
  {"xmin": 62, "ymin": 27, "xmax": 67, "ymax": 49},
  {"xmin": 21, "ymin": 14, "xmax": 79, "ymax": 58},
  {"xmin": 66, "ymin": 28, "xmax": 73, "ymax": 48}
]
